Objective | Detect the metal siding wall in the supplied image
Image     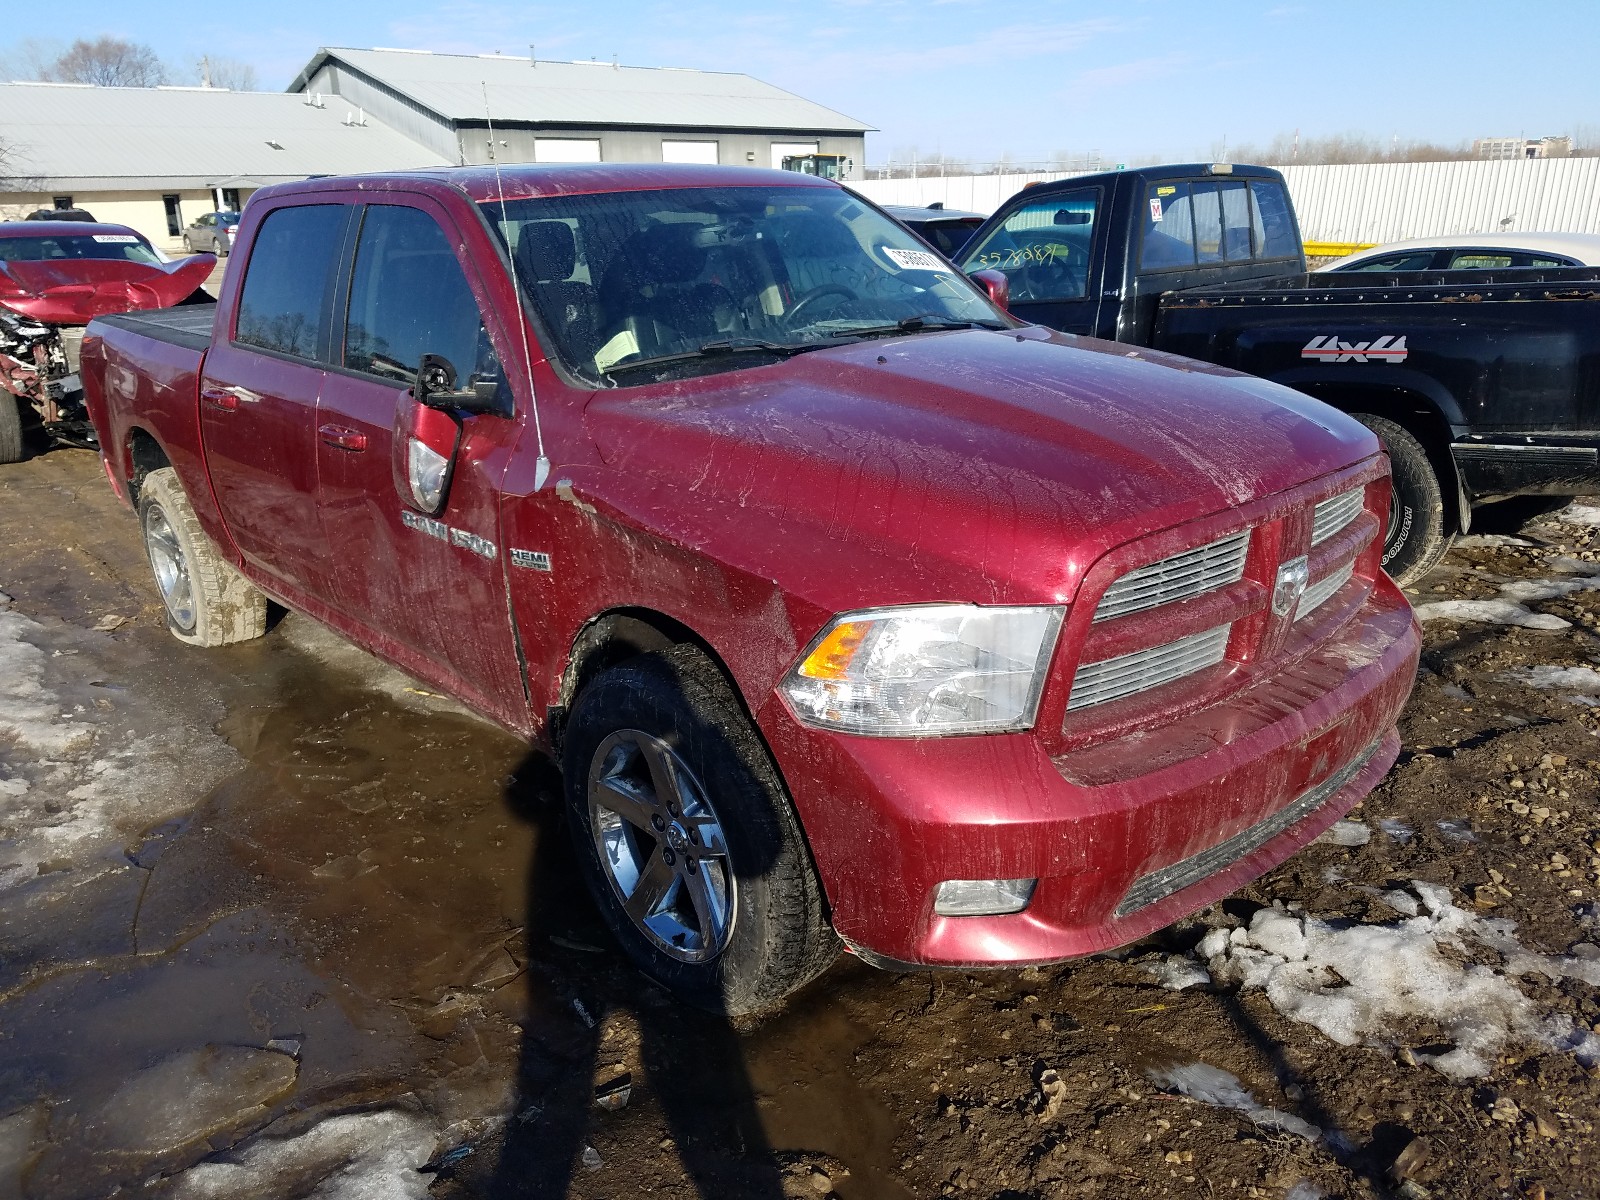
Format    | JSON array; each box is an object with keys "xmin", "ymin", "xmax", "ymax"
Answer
[
  {"xmin": 317, "ymin": 65, "xmax": 461, "ymax": 163},
  {"xmin": 851, "ymin": 159, "xmax": 1600, "ymax": 242}
]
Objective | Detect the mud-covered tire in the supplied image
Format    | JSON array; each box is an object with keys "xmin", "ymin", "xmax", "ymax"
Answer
[
  {"xmin": 1354, "ymin": 414, "xmax": 1452, "ymax": 586},
  {"xmin": 562, "ymin": 645, "xmax": 838, "ymax": 1015},
  {"xmin": 137, "ymin": 467, "xmax": 267, "ymax": 646},
  {"xmin": 0, "ymin": 392, "xmax": 21, "ymax": 464}
]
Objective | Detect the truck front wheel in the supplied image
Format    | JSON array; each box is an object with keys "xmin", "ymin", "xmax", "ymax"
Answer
[
  {"xmin": 562, "ymin": 645, "xmax": 838, "ymax": 1015},
  {"xmin": 1352, "ymin": 414, "xmax": 1452, "ymax": 587},
  {"xmin": 0, "ymin": 392, "xmax": 22, "ymax": 464},
  {"xmin": 138, "ymin": 467, "xmax": 267, "ymax": 646}
]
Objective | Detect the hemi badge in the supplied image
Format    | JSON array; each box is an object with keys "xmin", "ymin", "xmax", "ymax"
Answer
[{"xmin": 511, "ymin": 549, "xmax": 552, "ymax": 572}]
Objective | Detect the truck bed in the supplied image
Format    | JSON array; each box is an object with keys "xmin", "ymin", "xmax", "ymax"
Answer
[{"xmin": 91, "ymin": 303, "xmax": 218, "ymax": 353}]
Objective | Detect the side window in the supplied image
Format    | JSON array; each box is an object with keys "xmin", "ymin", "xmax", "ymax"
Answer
[
  {"xmin": 1448, "ymin": 252, "xmax": 1514, "ymax": 270},
  {"xmin": 235, "ymin": 204, "xmax": 349, "ymax": 360},
  {"xmin": 1345, "ymin": 251, "xmax": 1438, "ymax": 272},
  {"xmin": 1520, "ymin": 254, "xmax": 1577, "ymax": 268},
  {"xmin": 961, "ymin": 189, "xmax": 1098, "ymax": 301},
  {"xmin": 343, "ymin": 205, "xmax": 500, "ymax": 388},
  {"xmin": 1192, "ymin": 184, "xmax": 1224, "ymax": 265},
  {"xmin": 1248, "ymin": 181, "xmax": 1299, "ymax": 259},
  {"xmin": 1139, "ymin": 183, "xmax": 1197, "ymax": 271}
]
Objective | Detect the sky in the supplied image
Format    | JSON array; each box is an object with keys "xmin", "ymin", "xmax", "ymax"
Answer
[{"xmin": 10, "ymin": 1, "xmax": 1600, "ymax": 168}]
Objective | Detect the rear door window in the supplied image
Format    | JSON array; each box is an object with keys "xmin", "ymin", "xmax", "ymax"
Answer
[
  {"xmin": 1140, "ymin": 183, "xmax": 1197, "ymax": 270},
  {"xmin": 1342, "ymin": 251, "xmax": 1440, "ymax": 272},
  {"xmin": 342, "ymin": 204, "xmax": 500, "ymax": 389},
  {"xmin": 1248, "ymin": 180, "xmax": 1299, "ymax": 259},
  {"xmin": 961, "ymin": 189, "xmax": 1099, "ymax": 301},
  {"xmin": 1448, "ymin": 251, "xmax": 1515, "ymax": 270},
  {"xmin": 235, "ymin": 204, "xmax": 349, "ymax": 360}
]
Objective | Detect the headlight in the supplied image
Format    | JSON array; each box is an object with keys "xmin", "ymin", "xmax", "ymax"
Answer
[{"xmin": 780, "ymin": 604, "xmax": 1064, "ymax": 736}]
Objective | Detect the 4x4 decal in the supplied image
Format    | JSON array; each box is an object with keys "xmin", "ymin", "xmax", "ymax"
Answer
[{"xmin": 1301, "ymin": 334, "xmax": 1408, "ymax": 363}]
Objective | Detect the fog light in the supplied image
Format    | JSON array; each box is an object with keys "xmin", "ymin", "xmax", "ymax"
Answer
[{"xmin": 933, "ymin": 878, "xmax": 1036, "ymax": 916}]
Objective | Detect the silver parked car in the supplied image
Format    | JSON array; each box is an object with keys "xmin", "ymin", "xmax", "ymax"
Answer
[{"xmin": 181, "ymin": 211, "xmax": 241, "ymax": 256}]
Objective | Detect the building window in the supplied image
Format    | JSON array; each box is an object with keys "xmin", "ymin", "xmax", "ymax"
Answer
[
  {"xmin": 533, "ymin": 139, "xmax": 602, "ymax": 163},
  {"xmin": 163, "ymin": 195, "xmax": 183, "ymax": 237},
  {"xmin": 661, "ymin": 140, "xmax": 719, "ymax": 165},
  {"xmin": 53, "ymin": 196, "xmax": 73, "ymax": 210},
  {"xmin": 222, "ymin": 188, "xmax": 242, "ymax": 211}
]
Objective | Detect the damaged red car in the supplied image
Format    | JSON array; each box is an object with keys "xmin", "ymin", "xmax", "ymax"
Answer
[
  {"xmin": 0, "ymin": 221, "xmax": 213, "ymax": 462},
  {"xmin": 81, "ymin": 166, "xmax": 1420, "ymax": 1014}
]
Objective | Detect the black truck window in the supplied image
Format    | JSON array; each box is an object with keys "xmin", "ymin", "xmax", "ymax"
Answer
[
  {"xmin": 961, "ymin": 189, "xmax": 1098, "ymax": 302},
  {"xmin": 234, "ymin": 204, "xmax": 348, "ymax": 361},
  {"xmin": 1140, "ymin": 183, "xmax": 1197, "ymax": 271},
  {"xmin": 343, "ymin": 205, "xmax": 499, "ymax": 388},
  {"xmin": 1248, "ymin": 180, "xmax": 1298, "ymax": 259}
]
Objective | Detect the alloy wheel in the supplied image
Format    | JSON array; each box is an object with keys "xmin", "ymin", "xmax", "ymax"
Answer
[
  {"xmin": 143, "ymin": 502, "xmax": 196, "ymax": 632},
  {"xmin": 587, "ymin": 729, "xmax": 735, "ymax": 963}
]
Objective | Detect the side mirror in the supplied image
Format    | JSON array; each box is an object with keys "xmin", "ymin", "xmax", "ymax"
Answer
[
  {"xmin": 968, "ymin": 268, "xmax": 1010, "ymax": 312},
  {"xmin": 414, "ymin": 353, "xmax": 501, "ymax": 416},
  {"xmin": 393, "ymin": 393, "xmax": 462, "ymax": 516}
]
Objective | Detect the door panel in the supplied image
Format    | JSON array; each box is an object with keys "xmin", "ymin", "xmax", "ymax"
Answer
[{"xmin": 317, "ymin": 200, "xmax": 527, "ymax": 726}]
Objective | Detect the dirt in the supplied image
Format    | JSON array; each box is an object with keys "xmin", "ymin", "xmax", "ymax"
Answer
[{"xmin": 1, "ymin": 445, "xmax": 1597, "ymax": 1200}]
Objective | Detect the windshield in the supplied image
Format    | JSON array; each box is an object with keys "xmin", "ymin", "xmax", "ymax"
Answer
[
  {"xmin": 0, "ymin": 232, "xmax": 162, "ymax": 266},
  {"xmin": 482, "ymin": 185, "xmax": 1005, "ymax": 384}
]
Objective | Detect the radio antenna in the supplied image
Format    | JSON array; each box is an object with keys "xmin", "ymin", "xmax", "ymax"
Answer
[{"xmin": 483, "ymin": 80, "xmax": 550, "ymax": 491}]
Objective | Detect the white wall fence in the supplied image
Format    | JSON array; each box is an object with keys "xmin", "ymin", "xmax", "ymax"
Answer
[{"xmin": 850, "ymin": 158, "xmax": 1600, "ymax": 245}]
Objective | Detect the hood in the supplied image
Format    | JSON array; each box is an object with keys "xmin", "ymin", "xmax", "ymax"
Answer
[
  {"xmin": 0, "ymin": 256, "xmax": 216, "ymax": 326},
  {"xmin": 583, "ymin": 326, "xmax": 1378, "ymax": 610}
]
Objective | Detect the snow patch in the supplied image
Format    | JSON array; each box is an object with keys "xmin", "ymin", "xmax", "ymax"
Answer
[
  {"xmin": 1319, "ymin": 820, "xmax": 1370, "ymax": 847},
  {"xmin": 1498, "ymin": 576, "xmax": 1600, "ymax": 602},
  {"xmin": 1556, "ymin": 504, "xmax": 1600, "ymax": 527},
  {"xmin": 1499, "ymin": 664, "xmax": 1600, "ymax": 694},
  {"xmin": 1197, "ymin": 884, "xmax": 1600, "ymax": 1081},
  {"xmin": 0, "ymin": 611, "xmax": 93, "ymax": 757},
  {"xmin": 1411, "ymin": 599, "xmax": 1569, "ymax": 630},
  {"xmin": 1455, "ymin": 534, "xmax": 1534, "ymax": 547},
  {"xmin": 168, "ymin": 1110, "xmax": 438, "ymax": 1200},
  {"xmin": 1146, "ymin": 1062, "xmax": 1322, "ymax": 1142},
  {"xmin": 1144, "ymin": 955, "xmax": 1211, "ymax": 991}
]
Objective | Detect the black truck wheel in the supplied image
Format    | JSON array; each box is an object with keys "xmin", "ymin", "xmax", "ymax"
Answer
[
  {"xmin": 562, "ymin": 645, "xmax": 838, "ymax": 1015},
  {"xmin": 0, "ymin": 392, "xmax": 22, "ymax": 464},
  {"xmin": 138, "ymin": 467, "xmax": 267, "ymax": 646},
  {"xmin": 1353, "ymin": 414, "xmax": 1451, "ymax": 586}
]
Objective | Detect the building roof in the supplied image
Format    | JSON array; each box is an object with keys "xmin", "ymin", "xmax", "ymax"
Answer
[
  {"xmin": 0, "ymin": 82, "xmax": 449, "ymax": 190},
  {"xmin": 290, "ymin": 47, "xmax": 874, "ymax": 135}
]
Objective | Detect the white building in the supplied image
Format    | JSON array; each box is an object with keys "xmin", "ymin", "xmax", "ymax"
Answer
[{"xmin": 0, "ymin": 82, "xmax": 448, "ymax": 251}]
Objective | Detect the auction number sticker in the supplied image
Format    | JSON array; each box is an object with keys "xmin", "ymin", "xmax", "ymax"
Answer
[
  {"xmin": 1148, "ymin": 198, "xmax": 1164, "ymax": 222},
  {"xmin": 1156, "ymin": 185, "xmax": 1177, "ymax": 197},
  {"xmin": 92, "ymin": 234, "xmax": 140, "ymax": 243},
  {"xmin": 882, "ymin": 247, "xmax": 945, "ymax": 271}
]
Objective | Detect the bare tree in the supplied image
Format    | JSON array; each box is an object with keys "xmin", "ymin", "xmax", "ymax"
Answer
[
  {"xmin": 201, "ymin": 55, "xmax": 258, "ymax": 91},
  {"xmin": 0, "ymin": 37, "xmax": 65, "ymax": 80},
  {"xmin": 48, "ymin": 37, "xmax": 167, "ymax": 87}
]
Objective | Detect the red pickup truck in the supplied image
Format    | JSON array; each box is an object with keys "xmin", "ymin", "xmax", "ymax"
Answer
[{"xmin": 81, "ymin": 165, "xmax": 1419, "ymax": 1014}]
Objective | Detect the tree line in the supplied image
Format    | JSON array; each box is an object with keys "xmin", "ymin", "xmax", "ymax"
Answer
[{"xmin": 3, "ymin": 36, "xmax": 256, "ymax": 91}]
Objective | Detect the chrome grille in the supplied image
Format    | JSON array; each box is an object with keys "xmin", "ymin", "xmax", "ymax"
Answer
[
  {"xmin": 1094, "ymin": 531, "xmax": 1250, "ymax": 622},
  {"xmin": 1068, "ymin": 624, "xmax": 1231, "ymax": 712},
  {"xmin": 1311, "ymin": 488, "xmax": 1363, "ymax": 545},
  {"xmin": 1115, "ymin": 737, "xmax": 1384, "ymax": 916},
  {"xmin": 1297, "ymin": 561, "xmax": 1354, "ymax": 619}
]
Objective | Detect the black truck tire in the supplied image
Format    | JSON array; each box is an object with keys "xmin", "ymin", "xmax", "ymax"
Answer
[
  {"xmin": 0, "ymin": 392, "xmax": 22, "ymax": 464},
  {"xmin": 138, "ymin": 467, "xmax": 268, "ymax": 646},
  {"xmin": 1353, "ymin": 413, "xmax": 1452, "ymax": 586},
  {"xmin": 562, "ymin": 645, "xmax": 838, "ymax": 1015}
]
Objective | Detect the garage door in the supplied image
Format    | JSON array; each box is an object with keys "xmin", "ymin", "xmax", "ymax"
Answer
[
  {"xmin": 534, "ymin": 139, "xmax": 602, "ymax": 163},
  {"xmin": 662, "ymin": 140, "xmax": 719, "ymax": 165}
]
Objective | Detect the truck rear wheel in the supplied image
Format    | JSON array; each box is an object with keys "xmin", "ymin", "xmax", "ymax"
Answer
[
  {"xmin": 1353, "ymin": 414, "xmax": 1452, "ymax": 587},
  {"xmin": 562, "ymin": 645, "xmax": 838, "ymax": 1015},
  {"xmin": 0, "ymin": 392, "xmax": 22, "ymax": 464},
  {"xmin": 138, "ymin": 467, "xmax": 267, "ymax": 646}
]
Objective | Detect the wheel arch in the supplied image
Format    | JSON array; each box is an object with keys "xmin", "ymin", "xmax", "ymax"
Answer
[
  {"xmin": 1285, "ymin": 380, "xmax": 1470, "ymax": 535},
  {"xmin": 125, "ymin": 425, "xmax": 173, "ymax": 505}
]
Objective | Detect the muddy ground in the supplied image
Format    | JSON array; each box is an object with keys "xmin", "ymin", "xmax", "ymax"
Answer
[{"xmin": 1, "ymin": 446, "xmax": 1597, "ymax": 1200}]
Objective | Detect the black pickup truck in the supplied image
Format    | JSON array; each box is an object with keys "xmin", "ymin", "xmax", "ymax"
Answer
[{"xmin": 955, "ymin": 163, "xmax": 1600, "ymax": 584}]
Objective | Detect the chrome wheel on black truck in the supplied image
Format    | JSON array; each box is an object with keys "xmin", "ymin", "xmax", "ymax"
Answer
[
  {"xmin": 562, "ymin": 645, "xmax": 837, "ymax": 1014},
  {"xmin": 1353, "ymin": 414, "xmax": 1452, "ymax": 587}
]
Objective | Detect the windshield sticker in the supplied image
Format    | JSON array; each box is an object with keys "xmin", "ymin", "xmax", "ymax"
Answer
[
  {"xmin": 1301, "ymin": 334, "xmax": 1409, "ymax": 363},
  {"xmin": 882, "ymin": 247, "xmax": 945, "ymax": 271},
  {"xmin": 1156, "ymin": 186, "xmax": 1177, "ymax": 197},
  {"xmin": 593, "ymin": 328, "xmax": 640, "ymax": 373},
  {"xmin": 1148, "ymin": 198, "xmax": 1164, "ymax": 222},
  {"xmin": 91, "ymin": 234, "xmax": 140, "ymax": 243}
]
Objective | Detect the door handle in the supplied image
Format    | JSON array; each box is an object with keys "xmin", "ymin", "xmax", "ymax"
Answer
[
  {"xmin": 319, "ymin": 424, "xmax": 368, "ymax": 451},
  {"xmin": 201, "ymin": 384, "xmax": 261, "ymax": 410}
]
